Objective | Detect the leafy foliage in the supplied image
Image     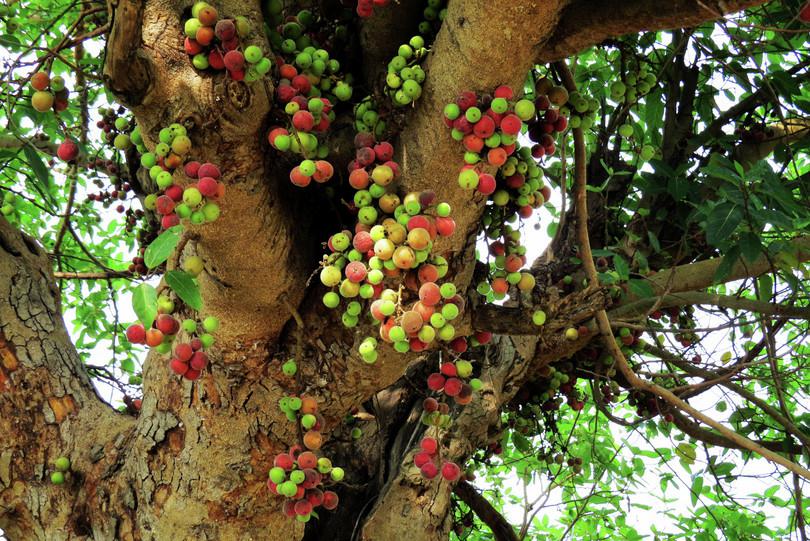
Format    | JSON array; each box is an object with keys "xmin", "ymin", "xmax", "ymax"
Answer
[{"xmin": 1, "ymin": 0, "xmax": 809, "ymax": 538}]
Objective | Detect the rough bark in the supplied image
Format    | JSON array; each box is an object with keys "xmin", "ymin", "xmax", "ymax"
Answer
[
  {"xmin": 0, "ymin": 218, "xmax": 133, "ymax": 539},
  {"xmin": 536, "ymin": 0, "xmax": 770, "ymax": 62},
  {"xmin": 0, "ymin": 0, "xmax": 781, "ymax": 538},
  {"xmin": 105, "ymin": 0, "xmax": 320, "ymax": 344}
]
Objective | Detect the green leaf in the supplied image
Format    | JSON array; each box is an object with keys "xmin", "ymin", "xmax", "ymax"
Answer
[
  {"xmin": 132, "ymin": 283, "xmax": 158, "ymax": 329},
  {"xmin": 714, "ymin": 245, "xmax": 740, "ymax": 284},
  {"xmin": 757, "ymin": 274, "xmax": 773, "ymax": 301},
  {"xmin": 627, "ymin": 279, "xmax": 654, "ymax": 298},
  {"xmin": 165, "ymin": 270, "xmax": 203, "ymax": 311},
  {"xmin": 23, "ymin": 145, "xmax": 51, "ymax": 196},
  {"xmin": 712, "ymin": 462, "xmax": 735, "ymax": 477},
  {"xmin": 676, "ymin": 443, "xmax": 696, "ymax": 465},
  {"xmin": 512, "ymin": 432, "xmax": 532, "ymax": 454},
  {"xmin": 666, "ymin": 175, "xmax": 689, "ymax": 201},
  {"xmin": 613, "ymin": 255, "xmax": 630, "ymax": 281},
  {"xmin": 647, "ymin": 231, "xmax": 661, "ymax": 253},
  {"xmin": 121, "ymin": 358, "xmax": 135, "ymax": 374},
  {"xmin": 144, "ymin": 225, "xmax": 183, "ymax": 269},
  {"xmin": 738, "ymin": 232, "xmax": 762, "ymax": 263},
  {"xmin": 705, "ymin": 203, "xmax": 742, "ymax": 246},
  {"xmin": 691, "ymin": 475, "xmax": 704, "ymax": 506},
  {"xmin": 0, "ymin": 35, "xmax": 21, "ymax": 47}
]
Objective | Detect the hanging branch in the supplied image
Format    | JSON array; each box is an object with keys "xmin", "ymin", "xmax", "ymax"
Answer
[{"xmin": 555, "ymin": 59, "xmax": 810, "ymax": 482}]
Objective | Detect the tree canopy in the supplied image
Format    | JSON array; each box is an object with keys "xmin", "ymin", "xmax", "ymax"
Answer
[{"xmin": 1, "ymin": 0, "xmax": 810, "ymax": 539}]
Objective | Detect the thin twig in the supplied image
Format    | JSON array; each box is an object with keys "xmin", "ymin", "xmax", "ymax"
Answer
[{"xmin": 557, "ymin": 59, "xmax": 810, "ymax": 482}]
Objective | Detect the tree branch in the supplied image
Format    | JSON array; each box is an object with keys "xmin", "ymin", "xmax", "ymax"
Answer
[
  {"xmin": 536, "ymin": 0, "xmax": 770, "ymax": 62},
  {"xmin": 557, "ymin": 59, "xmax": 810, "ymax": 481},
  {"xmin": 102, "ymin": 0, "xmax": 153, "ymax": 105},
  {"xmin": 52, "ymin": 270, "xmax": 134, "ymax": 280},
  {"xmin": 641, "ymin": 236, "xmax": 810, "ymax": 297},
  {"xmin": 0, "ymin": 216, "xmax": 132, "ymax": 537},
  {"xmin": 670, "ymin": 409, "xmax": 803, "ymax": 455},
  {"xmin": 645, "ymin": 343, "xmax": 810, "ymax": 452},
  {"xmin": 454, "ymin": 481, "xmax": 519, "ymax": 541},
  {"xmin": 611, "ymin": 291, "xmax": 810, "ymax": 320}
]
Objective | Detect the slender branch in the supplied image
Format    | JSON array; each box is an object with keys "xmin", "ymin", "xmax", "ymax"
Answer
[
  {"xmin": 53, "ymin": 270, "xmax": 134, "ymax": 280},
  {"xmin": 557, "ymin": 59, "xmax": 810, "ymax": 481},
  {"xmin": 52, "ymin": 172, "xmax": 78, "ymax": 258},
  {"xmin": 794, "ymin": 473, "xmax": 808, "ymax": 541},
  {"xmin": 0, "ymin": 134, "xmax": 58, "ymax": 153},
  {"xmin": 645, "ymin": 343, "xmax": 810, "ymax": 452},
  {"xmin": 454, "ymin": 481, "xmax": 519, "ymax": 541},
  {"xmin": 612, "ymin": 291, "xmax": 810, "ymax": 320},
  {"xmin": 669, "ymin": 410, "xmax": 803, "ymax": 455}
]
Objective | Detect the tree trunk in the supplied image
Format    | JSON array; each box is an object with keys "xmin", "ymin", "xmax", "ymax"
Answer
[{"xmin": 0, "ymin": 0, "xmax": 773, "ymax": 538}]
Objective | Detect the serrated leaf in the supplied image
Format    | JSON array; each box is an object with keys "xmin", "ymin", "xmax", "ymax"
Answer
[
  {"xmin": 613, "ymin": 255, "xmax": 630, "ymax": 281},
  {"xmin": 144, "ymin": 225, "xmax": 183, "ymax": 269},
  {"xmin": 165, "ymin": 270, "xmax": 203, "ymax": 311},
  {"xmin": 714, "ymin": 245, "xmax": 740, "ymax": 283},
  {"xmin": 132, "ymin": 283, "xmax": 158, "ymax": 329},
  {"xmin": 705, "ymin": 203, "xmax": 742, "ymax": 246}
]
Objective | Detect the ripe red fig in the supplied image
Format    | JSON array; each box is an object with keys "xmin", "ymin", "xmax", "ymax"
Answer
[
  {"xmin": 420, "ymin": 437, "xmax": 438, "ymax": 454},
  {"xmin": 420, "ymin": 462, "xmax": 439, "ymax": 479},
  {"xmin": 414, "ymin": 451, "xmax": 432, "ymax": 468},
  {"xmin": 198, "ymin": 176, "xmax": 218, "ymax": 197},
  {"xmin": 57, "ymin": 140, "xmax": 79, "ymax": 162},
  {"xmin": 214, "ymin": 19, "xmax": 236, "ymax": 41},
  {"xmin": 170, "ymin": 358, "xmax": 189, "ymax": 376},
  {"xmin": 223, "ymin": 50, "xmax": 245, "ymax": 72},
  {"xmin": 441, "ymin": 461, "xmax": 461, "ymax": 482},
  {"xmin": 156, "ymin": 314, "xmax": 179, "ymax": 335},
  {"xmin": 126, "ymin": 323, "xmax": 146, "ymax": 344},
  {"xmin": 189, "ymin": 351, "xmax": 208, "ymax": 370}
]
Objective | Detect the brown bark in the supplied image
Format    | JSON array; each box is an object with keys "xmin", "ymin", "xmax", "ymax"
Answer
[
  {"xmin": 0, "ymin": 218, "xmax": 132, "ymax": 539},
  {"xmin": 1, "ymin": 0, "xmax": 789, "ymax": 538},
  {"xmin": 453, "ymin": 481, "xmax": 519, "ymax": 541},
  {"xmin": 536, "ymin": 0, "xmax": 770, "ymax": 62}
]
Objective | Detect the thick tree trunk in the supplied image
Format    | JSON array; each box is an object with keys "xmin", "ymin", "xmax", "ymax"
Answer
[{"xmin": 1, "ymin": 0, "xmax": 774, "ymax": 538}]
